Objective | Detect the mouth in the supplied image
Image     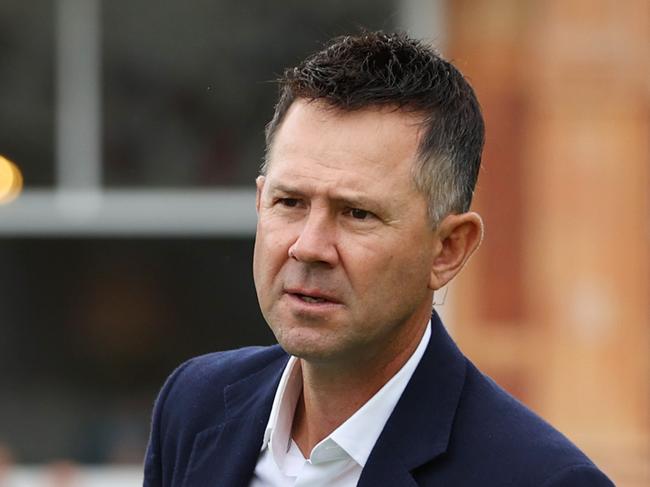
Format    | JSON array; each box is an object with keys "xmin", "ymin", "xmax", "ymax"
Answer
[
  {"xmin": 284, "ymin": 288, "xmax": 340, "ymax": 305},
  {"xmin": 295, "ymin": 294, "xmax": 327, "ymax": 303}
]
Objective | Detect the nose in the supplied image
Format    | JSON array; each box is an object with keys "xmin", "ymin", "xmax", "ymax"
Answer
[{"xmin": 288, "ymin": 210, "xmax": 339, "ymax": 266}]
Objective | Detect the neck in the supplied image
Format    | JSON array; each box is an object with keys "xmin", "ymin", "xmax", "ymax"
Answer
[{"xmin": 291, "ymin": 315, "xmax": 429, "ymax": 457}]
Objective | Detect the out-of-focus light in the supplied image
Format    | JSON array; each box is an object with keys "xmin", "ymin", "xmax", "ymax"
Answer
[{"xmin": 0, "ymin": 155, "xmax": 23, "ymax": 204}]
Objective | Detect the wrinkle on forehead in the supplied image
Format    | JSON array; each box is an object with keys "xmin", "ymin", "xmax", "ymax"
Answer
[{"xmin": 267, "ymin": 156, "xmax": 386, "ymax": 192}]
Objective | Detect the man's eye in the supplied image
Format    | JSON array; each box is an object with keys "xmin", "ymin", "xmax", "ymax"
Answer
[
  {"xmin": 349, "ymin": 208, "xmax": 370, "ymax": 220},
  {"xmin": 279, "ymin": 198, "xmax": 299, "ymax": 207}
]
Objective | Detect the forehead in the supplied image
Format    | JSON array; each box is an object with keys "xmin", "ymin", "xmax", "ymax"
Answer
[{"xmin": 266, "ymin": 101, "xmax": 424, "ymax": 189}]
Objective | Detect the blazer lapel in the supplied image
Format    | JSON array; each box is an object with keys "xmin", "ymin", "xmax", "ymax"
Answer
[
  {"xmin": 358, "ymin": 311, "xmax": 467, "ymax": 487},
  {"xmin": 182, "ymin": 353, "xmax": 289, "ymax": 487}
]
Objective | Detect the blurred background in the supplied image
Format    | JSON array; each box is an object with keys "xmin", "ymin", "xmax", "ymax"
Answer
[{"xmin": 0, "ymin": 0, "xmax": 647, "ymax": 485}]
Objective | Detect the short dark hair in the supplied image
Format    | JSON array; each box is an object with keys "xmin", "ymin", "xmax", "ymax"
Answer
[{"xmin": 263, "ymin": 31, "xmax": 485, "ymax": 226}]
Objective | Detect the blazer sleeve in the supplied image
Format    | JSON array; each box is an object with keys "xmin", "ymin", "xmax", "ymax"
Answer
[
  {"xmin": 540, "ymin": 464, "xmax": 616, "ymax": 487},
  {"xmin": 143, "ymin": 360, "xmax": 193, "ymax": 487}
]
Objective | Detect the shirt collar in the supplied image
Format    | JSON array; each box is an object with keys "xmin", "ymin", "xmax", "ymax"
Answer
[
  {"xmin": 261, "ymin": 321, "xmax": 432, "ymax": 469},
  {"xmin": 261, "ymin": 354, "xmax": 302, "ymax": 470}
]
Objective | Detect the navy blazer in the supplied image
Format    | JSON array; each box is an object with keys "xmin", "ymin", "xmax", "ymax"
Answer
[{"xmin": 144, "ymin": 312, "xmax": 614, "ymax": 486}]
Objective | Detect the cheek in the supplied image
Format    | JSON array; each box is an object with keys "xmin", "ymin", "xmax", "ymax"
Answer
[
  {"xmin": 253, "ymin": 223, "xmax": 292, "ymax": 281},
  {"xmin": 342, "ymin": 241, "xmax": 393, "ymax": 292},
  {"xmin": 346, "ymin": 239, "xmax": 431, "ymax": 297}
]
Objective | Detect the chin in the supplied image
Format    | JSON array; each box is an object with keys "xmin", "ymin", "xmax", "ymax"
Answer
[{"xmin": 273, "ymin": 327, "xmax": 341, "ymax": 361}]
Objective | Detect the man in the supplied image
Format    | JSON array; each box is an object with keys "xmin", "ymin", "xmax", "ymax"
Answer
[{"xmin": 144, "ymin": 32, "xmax": 613, "ymax": 486}]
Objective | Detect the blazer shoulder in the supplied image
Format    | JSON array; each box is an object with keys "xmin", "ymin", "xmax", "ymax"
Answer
[
  {"xmin": 164, "ymin": 345, "xmax": 287, "ymax": 403},
  {"xmin": 179, "ymin": 345, "xmax": 287, "ymax": 378},
  {"xmin": 540, "ymin": 463, "xmax": 615, "ymax": 487},
  {"xmin": 447, "ymin": 360, "xmax": 613, "ymax": 485}
]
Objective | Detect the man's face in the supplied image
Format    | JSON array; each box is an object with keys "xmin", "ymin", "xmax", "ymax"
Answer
[{"xmin": 253, "ymin": 100, "xmax": 440, "ymax": 366}]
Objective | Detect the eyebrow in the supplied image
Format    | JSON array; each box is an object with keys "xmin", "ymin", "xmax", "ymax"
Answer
[
  {"xmin": 268, "ymin": 183, "xmax": 304, "ymax": 196},
  {"xmin": 268, "ymin": 182, "xmax": 382, "ymax": 211}
]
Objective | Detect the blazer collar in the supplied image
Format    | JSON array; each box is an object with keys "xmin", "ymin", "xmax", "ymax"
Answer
[
  {"xmin": 358, "ymin": 310, "xmax": 467, "ymax": 486},
  {"xmin": 182, "ymin": 350, "xmax": 289, "ymax": 487}
]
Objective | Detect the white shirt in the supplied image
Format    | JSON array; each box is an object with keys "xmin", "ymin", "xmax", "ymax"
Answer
[{"xmin": 250, "ymin": 322, "xmax": 431, "ymax": 487}]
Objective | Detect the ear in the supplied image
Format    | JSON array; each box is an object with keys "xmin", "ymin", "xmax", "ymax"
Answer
[
  {"xmin": 428, "ymin": 212, "xmax": 484, "ymax": 290},
  {"xmin": 255, "ymin": 176, "xmax": 265, "ymax": 214}
]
